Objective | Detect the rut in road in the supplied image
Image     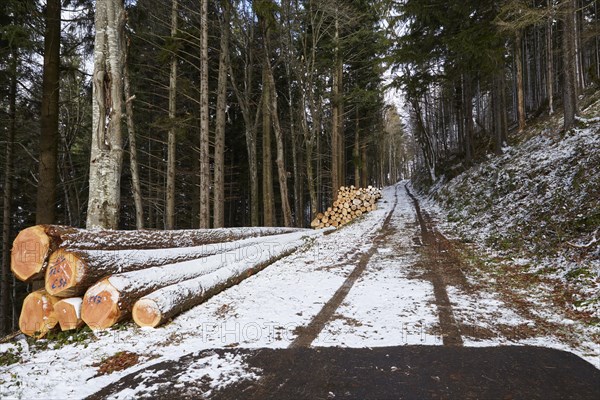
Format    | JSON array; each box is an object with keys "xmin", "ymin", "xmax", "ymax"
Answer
[{"xmin": 290, "ymin": 184, "xmax": 400, "ymax": 348}]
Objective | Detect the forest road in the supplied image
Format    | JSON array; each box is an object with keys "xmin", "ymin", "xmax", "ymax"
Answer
[{"xmin": 87, "ymin": 184, "xmax": 600, "ymax": 400}]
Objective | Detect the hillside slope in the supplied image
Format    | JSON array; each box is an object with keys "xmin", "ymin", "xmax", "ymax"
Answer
[{"xmin": 421, "ymin": 92, "xmax": 600, "ymax": 321}]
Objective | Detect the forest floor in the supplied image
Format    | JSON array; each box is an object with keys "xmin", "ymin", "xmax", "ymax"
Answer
[{"xmin": 1, "ymin": 183, "xmax": 599, "ymax": 399}]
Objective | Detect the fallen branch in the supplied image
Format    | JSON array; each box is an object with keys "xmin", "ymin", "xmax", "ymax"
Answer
[{"xmin": 567, "ymin": 229, "xmax": 599, "ymax": 249}]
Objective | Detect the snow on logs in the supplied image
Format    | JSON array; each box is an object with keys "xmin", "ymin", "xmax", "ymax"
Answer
[
  {"xmin": 11, "ymin": 225, "xmax": 306, "ymax": 282},
  {"xmin": 311, "ymin": 186, "xmax": 382, "ymax": 229},
  {"xmin": 12, "ymin": 226, "xmax": 315, "ymax": 337},
  {"xmin": 81, "ymin": 230, "xmax": 311, "ymax": 330},
  {"xmin": 132, "ymin": 236, "xmax": 306, "ymax": 327},
  {"xmin": 45, "ymin": 232, "xmax": 303, "ymax": 298}
]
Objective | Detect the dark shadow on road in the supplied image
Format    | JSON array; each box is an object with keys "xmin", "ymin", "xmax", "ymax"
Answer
[{"xmin": 88, "ymin": 345, "xmax": 600, "ymax": 400}]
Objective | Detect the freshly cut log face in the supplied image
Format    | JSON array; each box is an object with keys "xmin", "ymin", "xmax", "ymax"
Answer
[
  {"xmin": 12, "ymin": 224, "xmax": 307, "ymax": 282},
  {"xmin": 19, "ymin": 289, "xmax": 60, "ymax": 338},
  {"xmin": 45, "ymin": 232, "xmax": 300, "ymax": 298},
  {"xmin": 132, "ymin": 236, "xmax": 305, "ymax": 328},
  {"xmin": 11, "ymin": 226, "xmax": 52, "ymax": 281},
  {"xmin": 82, "ymin": 230, "xmax": 316, "ymax": 329},
  {"xmin": 54, "ymin": 298, "xmax": 83, "ymax": 331}
]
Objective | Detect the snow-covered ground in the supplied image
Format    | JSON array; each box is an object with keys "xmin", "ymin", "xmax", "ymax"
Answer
[{"xmin": 1, "ymin": 183, "xmax": 598, "ymax": 399}]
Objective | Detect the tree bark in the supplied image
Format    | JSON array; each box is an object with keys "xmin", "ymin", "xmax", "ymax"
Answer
[
  {"xmin": 87, "ymin": 0, "xmax": 126, "ymax": 229},
  {"xmin": 37, "ymin": 0, "xmax": 61, "ymax": 225},
  {"xmin": 214, "ymin": 0, "xmax": 231, "ymax": 229},
  {"xmin": 166, "ymin": 0, "xmax": 178, "ymax": 230}
]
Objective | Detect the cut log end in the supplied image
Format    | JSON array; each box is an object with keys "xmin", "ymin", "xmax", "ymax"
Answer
[
  {"xmin": 19, "ymin": 289, "xmax": 59, "ymax": 338},
  {"xmin": 54, "ymin": 298, "xmax": 84, "ymax": 331},
  {"xmin": 45, "ymin": 249, "xmax": 83, "ymax": 297},
  {"xmin": 132, "ymin": 298, "xmax": 162, "ymax": 328},
  {"xmin": 81, "ymin": 280, "xmax": 121, "ymax": 330},
  {"xmin": 11, "ymin": 226, "xmax": 51, "ymax": 282}
]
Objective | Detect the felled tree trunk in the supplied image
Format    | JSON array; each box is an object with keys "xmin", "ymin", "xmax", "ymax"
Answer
[
  {"xmin": 81, "ymin": 231, "xmax": 314, "ymax": 329},
  {"xmin": 54, "ymin": 298, "xmax": 83, "ymax": 331},
  {"xmin": 11, "ymin": 225, "xmax": 307, "ymax": 282},
  {"xmin": 45, "ymin": 233, "xmax": 302, "ymax": 297},
  {"xmin": 19, "ymin": 289, "xmax": 60, "ymax": 338},
  {"xmin": 132, "ymin": 237, "xmax": 305, "ymax": 328}
]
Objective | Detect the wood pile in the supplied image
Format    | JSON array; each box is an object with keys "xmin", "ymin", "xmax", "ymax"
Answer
[
  {"xmin": 11, "ymin": 225, "xmax": 313, "ymax": 337},
  {"xmin": 311, "ymin": 186, "xmax": 382, "ymax": 229}
]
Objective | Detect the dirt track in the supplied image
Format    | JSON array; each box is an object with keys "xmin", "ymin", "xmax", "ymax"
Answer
[{"xmin": 87, "ymin": 184, "xmax": 600, "ymax": 399}]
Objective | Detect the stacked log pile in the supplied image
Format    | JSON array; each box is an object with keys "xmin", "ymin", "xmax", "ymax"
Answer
[
  {"xmin": 11, "ymin": 226, "xmax": 313, "ymax": 337},
  {"xmin": 311, "ymin": 186, "xmax": 382, "ymax": 229}
]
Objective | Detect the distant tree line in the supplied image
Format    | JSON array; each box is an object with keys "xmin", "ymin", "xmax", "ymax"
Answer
[{"xmin": 390, "ymin": 0, "xmax": 599, "ymax": 182}]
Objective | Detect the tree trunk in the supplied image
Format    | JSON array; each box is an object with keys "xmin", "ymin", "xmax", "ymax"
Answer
[
  {"xmin": 87, "ymin": 0, "xmax": 126, "ymax": 229},
  {"xmin": 82, "ymin": 231, "xmax": 312, "ymax": 329},
  {"xmin": 214, "ymin": 0, "xmax": 231, "ymax": 229},
  {"xmin": 515, "ymin": 29, "xmax": 526, "ymax": 132},
  {"xmin": 331, "ymin": 8, "xmax": 344, "ymax": 194},
  {"xmin": 547, "ymin": 0, "xmax": 554, "ymax": 115},
  {"xmin": 45, "ymin": 231, "xmax": 303, "ymax": 297},
  {"xmin": 11, "ymin": 224, "xmax": 305, "ymax": 282},
  {"xmin": 562, "ymin": 0, "xmax": 577, "ymax": 130},
  {"xmin": 263, "ymin": 45, "xmax": 292, "ymax": 227},
  {"xmin": 199, "ymin": 0, "xmax": 210, "ymax": 228},
  {"xmin": 1, "ymin": 51, "xmax": 17, "ymax": 334},
  {"xmin": 132, "ymin": 235, "xmax": 307, "ymax": 327},
  {"xmin": 354, "ymin": 112, "xmax": 360, "ymax": 188},
  {"xmin": 37, "ymin": 0, "xmax": 61, "ymax": 225},
  {"xmin": 262, "ymin": 66, "xmax": 275, "ymax": 227},
  {"xmin": 166, "ymin": 0, "xmax": 178, "ymax": 230},
  {"xmin": 123, "ymin": 41, "xmax": 144, "ymax": 230}
]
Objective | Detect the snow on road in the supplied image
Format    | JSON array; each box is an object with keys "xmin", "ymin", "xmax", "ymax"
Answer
[{"xmin": 1, "ymin": 183, "xmax": 598, "ymax": 400}]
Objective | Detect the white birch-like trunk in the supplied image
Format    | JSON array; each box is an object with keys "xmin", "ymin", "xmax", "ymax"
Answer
[{"xmin": 86, "ymin": 0, "xmax": 125, "ymax": 230}]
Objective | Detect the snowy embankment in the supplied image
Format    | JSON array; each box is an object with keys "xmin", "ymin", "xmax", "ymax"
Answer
[
  {"xmin": 421, "ymin": 98, "xmax": 600, "ymax": 319},
  {"xmin": 0, "ymin": 188, "xmax": 396, "ymax": 399}
]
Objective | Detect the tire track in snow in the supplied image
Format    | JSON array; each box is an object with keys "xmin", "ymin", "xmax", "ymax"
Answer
[
  {"xmin": 405, "ymin": 185, "xmax": 464, "ymax": 347},
  {"xmin": 289, "ymin": 184, "xmax": 400, "ymax": 348}
]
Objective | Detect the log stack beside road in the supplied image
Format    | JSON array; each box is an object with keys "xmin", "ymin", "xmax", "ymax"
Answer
[{"xmin": 311, "ymin": 186, "xmax": 382, "ymax": 229}]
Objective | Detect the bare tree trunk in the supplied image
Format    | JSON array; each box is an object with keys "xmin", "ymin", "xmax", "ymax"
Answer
[
  {"xmin": 331, "ymin": 7, "xmax": 344, "ymax": 194},
  {"xmin": 37, "ymin": 0, "xmax": 61, "ymax": 225},
  {"xmin": 214, "ymin": 0, "xmax": 231, "ymax": 228},
  {"xmin": 123, "ymin": 47, "xmax": 144, "ymax": 230},
  {"xmin": 562, "ymin": 0, "xmax": 577, "ymax": 130},
  {"xmin": 262, "ymin": 66, "xmax": 275, "ymax": 227},
  {"xmin": 354, "ymin": 111, "xmax": 360, "ymax": 188},
  {"xmin": 166, "ymin": 0, "xmax": 178, "ymax": 230},
  {"xmin": 547, "ymin": 0, "xmax": 554, "ymax": 115},
  {"xmin": 1, "ymin": 51, "xmax": 17, "ymax": 334},
  {"xmin": 263, "ymin": 48, "xmax": 292, "ymax": 227},
  {"xmin": 515, "ymin": 30, "xmax": 526, "ymax": 132},
  {"xmin": 87, "ymin": 0, "xmax": 126, "ymax": 229},
  {"xmin": 199, "ymin": 0, "xmax": 210, "ymax": 228}
]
